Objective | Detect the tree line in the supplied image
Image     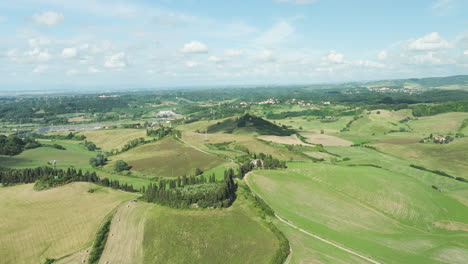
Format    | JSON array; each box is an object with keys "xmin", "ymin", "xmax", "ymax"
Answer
[
  {"xmin": 143, "ymin": 169, "xmax": 236, "ymax": 208},
  {"xmin": 0, "ymin": 166, "xmax": 138, "ymax": 192}
]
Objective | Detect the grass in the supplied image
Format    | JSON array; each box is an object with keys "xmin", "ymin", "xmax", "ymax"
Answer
[
  {"xmin": 142, "ymin": 186, "xmax": 279, "ymax": 264},
  {"xmin": 0, "ymin": 141, "xmax": 94, "ymax": 169},
  {"xmin": 106, "ymin": 137, "xmax": 225, "ymax": 178},
  {"xmin": 99, "ymin": 201, "xmax": 149, "ymax": 264},
  {"xmin": 76, "ymin": 129, "xmax": 151, "ymax": 151},
  {"xmin": 374, "ymin": 138, "xmax": 468, "ymax": 178},
  {"xmin": 182, "ymin": 131, "xmax": 307, "ymax": 161},
  {"xmin": 0, "ymin": 182, "xmax": 135, "ymax": 264},
  {"xmin": 248, "ymin": 162, "xmax": 468, "ymax": 264},
  {"xmin": 271, "ymin": 116, "xmax": 354, "ymax": 133},
  {"xmin": 408, "ymin": 112, "xmax": 468, "ymax": 136}
]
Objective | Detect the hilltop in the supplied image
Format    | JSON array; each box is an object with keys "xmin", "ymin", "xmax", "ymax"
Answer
[{"xmin": 207, "ymin": 114, "xmax": 295, "ymax": 136}]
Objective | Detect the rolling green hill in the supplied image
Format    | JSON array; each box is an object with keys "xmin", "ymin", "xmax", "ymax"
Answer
[{"xmin": 248, "ymin": 162, "xmax": 468, "ymax": 264}]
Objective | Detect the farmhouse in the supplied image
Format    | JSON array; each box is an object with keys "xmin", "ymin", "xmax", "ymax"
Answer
[
  {"xmin": 434, "ymin": 136, "xmax": 446, "ymax": 143},
  {"xmin": 250, "ymin": 159, "xmax": 264, "ymax": 167}
]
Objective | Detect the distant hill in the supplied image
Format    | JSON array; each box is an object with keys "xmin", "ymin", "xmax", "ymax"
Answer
[
  {"xmin": 361, "ymin": 75, "xmax": 468, "ymax": 91},
  {"xmin": 207, "ymin": 114, "xmax": 295, "ymax": 136}
]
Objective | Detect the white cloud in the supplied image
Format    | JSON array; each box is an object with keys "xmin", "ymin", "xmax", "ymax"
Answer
[
  {"xmin": 208, "ymin": 56, "xmax": 223, "ymax": 63},
  {"xmin": 62, "ymin": 48, "xmax": 78, "ymax": 58},
  {"xmin": 88, "ymin": 66, "xmax": 100, "ymax": 73},
  {"xmin": 180, "ymin": 41, "xmax": 208, "ymax": 54},
  {"xmin": 224, "ymin": 49, "xmax": 245, "ymax": 56},
  {"xmin": 431, "ymin": 0, "xmax": 457, "ymax": 16},
  {"xmin": 28, "ymin": 38, "xmax": 50, "ymax": 47},
  {"xmin": 406, "ymin": 32, "xmax": 451, "ymax": 51},
  {"xmin": 464, "ymin": 50, "xmax": 468, "ymax": 55},
  {"xmin": 6, "ymin": 48, "xmax": 20, "ymax": 59},
  {"xmin": 32, "ymin": 65, "xmax": 48, "ymax": 73},
  {"xmin": 254, "ymin": 49, "xmax": 275, "ymax": 62},
  {"xmin": 322, "ymin": 50, "xmax": 345, "ymax": 64},
  {"xmin": 378, "ymin": 50, "xmax": 388, "ymax": 60},
  {"xmin": 403, "ymin": 51, "xmax": 453, "ymax": 65},
  {"xmin": 104, "ymin": 52, "xmax": 127, "ymax": 68},
  {"xmin": 274, "ymin": 0, "xmax": 318, "ymax": 4},
  {"xmin": 25, "ymin": 48, "xmax": 51, "ymax": 62},
  {"xmin": 32, "ymin": 11, "xmax": 64, "ymax": 26},
  {"xmin": 185, "ymin": 61, "xmax": 199, "ymax": 68},
  {"xmin": 350, "ymin": 60, "xmax": 385, "ymax": 68},
  {"xmin": 255, "ymin": 21, "xmax": 294, "ymax": 45}
]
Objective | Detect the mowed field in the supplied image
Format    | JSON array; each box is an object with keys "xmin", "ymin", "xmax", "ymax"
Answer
[
  {"xmin": 76, "ymin": 129, "xmax": 150, "ymax": 151},
  {"xmin": 182, "ymin": 131, "xmax": 307, "ymax": 161},
  {"xmin": 374, "ymin": 138, "xmax": 468, "ymax": 178},
  {"xmin": 0, "ymin": 183, "xmax": 135, "ymax": 264},
  {"xmin": 99, "ymin": 201, "xmax": 150, "ymax": 264},
  {"xmin": 0, "ymin": 141, "xmax": 94, "ymax": 169},
  {"xmin": 301, "ymin": 132, "xmax": 353, "ymax": 146},
  {"xmin": 258, "ymin": 134, "xmax": 311, "ymax": 146},
  {"xmin": 248, "ymin": 162, "xmax": 468, "ymax": 264},
  {"xmin": 107, "ymin": 137, "xmax": 225, "ymax": 177},
  {"xmin": 142, "ymin": 186, "xmax": 279, "ymax": 264}
]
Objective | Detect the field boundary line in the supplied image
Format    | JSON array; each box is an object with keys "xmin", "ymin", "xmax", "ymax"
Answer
[
  {"xmin": 245, "ymin": 173, "xmax": 382, "ymax": 264},
  {"xmin": 175, "ymin": 136, "xmax": 211, "ymax": 155}
]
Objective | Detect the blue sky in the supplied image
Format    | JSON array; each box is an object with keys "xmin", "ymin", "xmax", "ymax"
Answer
[{"xmin": 1, "ymin": 0, "xmax": 467, "ymax": 90}]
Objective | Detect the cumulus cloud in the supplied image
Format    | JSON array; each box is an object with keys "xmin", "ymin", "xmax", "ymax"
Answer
[
  {"xmin": 322, "ymin": 50, "xmax": 345, "ymax": 64},
  {"xmin": 26, "ymin": 48, "xmax": 51, "ymax": 62},
  {"xmin": 224, "ymin": 49, "xmax": 245, "ymax": 56},
  {"xmin": 32, "ymin": 65, "xmax": 48, "ymax": 73},
  {"xmin": 274, "ymin": 0, "xmax": 318, "ymax": 4},
  {"xmin": 104, "ymin": 52, "xmax": 127, "ymax": 68},
  {"xmin": 32, "ymin": 11, "xmax": 64, "ymax": 26},
  {"xmin": 185, "ymin": 61, "xmax": 199, "ymax": 68},
  {"xmin": 62, "ymin": 48, "xmax": 78, "ymax": 58},
  {"xmin": 180, "ymin": 41, "xmax": 208, "ymax": 53},
  {"xmin": 406, "ymin": 32, "xmax": 451, "ymax": 51},
  {"xmin": 255, "ymin": 21, "xmax": 294, "ymax": 45},
  {"xmin": 378, "ymin": 50, "xmax": 388, "ymax": 60},
  {"xmin": 254, "ymin": 49, "xmax": 275, "ymax": 62}
]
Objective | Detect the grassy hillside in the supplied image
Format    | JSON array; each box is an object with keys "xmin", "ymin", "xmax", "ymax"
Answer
[
  {"xmin": 0, "ymin": 183, "xmax": 135, "ymax": 264},
  {"xmin": 248, "ymin": 162, "xmax": 468, "ymax": 264},
  {"xmin": 106, "ymin": 137, "xmax": 225, "ymax": 177},
  {"xmin": 375, "ymin": 139, "xmax": 468, "ymax": 178},
  {"xmin": 142, "ymin": 186, "xmax": 279, "ymax": 264},
  {"xmin": 99, "ymin": 202, "xmax": 149, "ymax": 264},
  {"xmin": 76, "ymin": 129, "xmax": 150, "ymax": 151},
  {"xmin": 0, "ymin": 141, "xmax": 93, "ymax": 169},
  {"xmin": 182, "ymin": 131, "xmax": 307, "ymax": 161}
]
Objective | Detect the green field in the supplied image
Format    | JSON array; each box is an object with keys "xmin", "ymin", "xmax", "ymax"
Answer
[
  {"xmin": 248, "ymin": 162, "xmax": 468, "ymax": 264},
  {"xmin": 76, "ymin": 128, "xmax": 151, "ymax": 151},
  {"xmin": 0, "ymin": 141, "xmax": 94, "ymax": 169},
  {"xmin": 106, "ymin": 137, "xmax": 225, "ymax": 177},
  {"xmin": 141, "ymin": 186, "xmax": 279, "ymax": 264},
  {"xmin": 0, "ymin": 183, "xmax": 135, "ymax": 264}
]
